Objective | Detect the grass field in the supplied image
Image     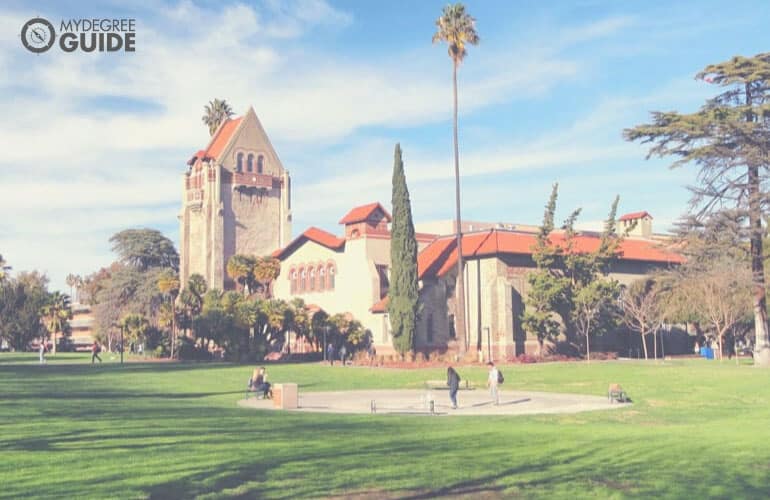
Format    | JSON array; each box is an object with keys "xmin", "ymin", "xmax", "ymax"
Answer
[{"xmin": 1, "ymin": 354, "xmax": 769, "ymax": 499}]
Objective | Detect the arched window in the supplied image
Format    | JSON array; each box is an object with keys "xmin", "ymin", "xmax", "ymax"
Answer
[
  {"xmin": 290, "ymin": 269, "xmax": 297, "ymax": 294},
  {"xmin": 300, "ymin": 268, "xmax": 306, "ymax": 292},
  {"xmin": 236, "ymin": 152, "xmax": 244, "ymax": 173},
  {"xmin": 257, "ymin": 155, "xmax": 264, "ymax": 174},
  {"xmin": 309, "ymin": 269, "xmax": 315, "ymax": 291},
  {"xmin": 327, "ymin": 263, "xmax": 335, "ymax": 290},
  {"xmin": 247, "ymin": 153, "xmax": 254, "ymax": 173},
  {"xmin": 318, "ymin": 267, "xmax": 325, "ymax": 291}
]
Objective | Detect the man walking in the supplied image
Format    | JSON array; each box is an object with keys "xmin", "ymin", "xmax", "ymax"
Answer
[
  {"xmin": 91, "ymin": 341, "xmax": 102, "ymax": 364},
  {"xmin": 39, "ymin": 339, "xmax": 47, "ymax": 364},
  {"xmin": 487, "ymin": 361, "xmax": 499, "ymax": 405},
  {"xmin": 327, "ymin": 343, "xmax": 335, "ymax": 366}
]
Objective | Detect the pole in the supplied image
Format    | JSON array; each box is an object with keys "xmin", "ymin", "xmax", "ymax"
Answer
[
  {"xmin": 486, "ymin": 327, "xmax": 491, "ymax": 362},
  {"xmin": 323, "ymin": 327, "xmax": 327, "ymax": 361},
  {"xmin": 120, "ymin": 325, "xmax": 124, "ymax": 364}
]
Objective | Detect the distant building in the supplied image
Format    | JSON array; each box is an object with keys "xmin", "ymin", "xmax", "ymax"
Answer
[{"xmin": 68, "ymin": 303, "xmax": 95, "ymax": 350}]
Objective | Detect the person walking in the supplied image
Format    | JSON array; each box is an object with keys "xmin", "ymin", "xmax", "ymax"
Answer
[
  {"xmin": 447, "ymin": 366, "xmax": 461, "ymax": 409},
  {"xmin": 339, "ymin": 345, "xmax": 347, "ymax": 366},
  {"xmin": 368, "ymin": 344, "xmax": 377, "ymax": 366},
  {"xmin": 487, "ymin": 361, "xmax": 499, "ymax": 405},
  {"xmin": 327, "ymin": 343, "xmax": 335, "ymax": 366},
  {"xmin": 91, "ymin": 341, "xmax": 102, "ymax": 364},
  {"xmin": 39, "ymin": 339, "xmax": 47, "ymax": 364}
]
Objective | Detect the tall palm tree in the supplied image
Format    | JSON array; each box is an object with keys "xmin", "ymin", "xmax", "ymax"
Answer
[
  {"xmin": 432, "ymin": 3, "xmax": 479, "ymax": 356},
  {"xmin": 202, "ymin": 99, "xmax": 234, "ymax": 136},
  {"xmin": 0, "ymin": 254, "xmax": 11, "ymax": 282},
  {"xmin": 65, "ymin": 274, "xmax": 78, "ymax": 301},
  {"xmin": 253, "ymin": 257, "xmax": 281, "ymax": 298},
  {"xmin": 43, "ymin": 291, "xmax": 72, "ymax": 355},
  {"xmin": 157, "ymin": 269, "xmax": 181, "ymax": 359}
]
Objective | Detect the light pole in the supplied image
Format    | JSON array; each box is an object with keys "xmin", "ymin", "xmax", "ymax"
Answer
[
  {"xmin": 323, "ymin": 326, "xmax": 328, "ymax": 361},
  {"xmin": 485, "ymin": 326, "xmax": 491, "ymax": 362},
  {"xmin": 120, "ymin": 324, "xmax": 124, "ymax": 364}
]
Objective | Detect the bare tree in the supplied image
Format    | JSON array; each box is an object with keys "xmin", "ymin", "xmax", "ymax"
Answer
[{"xmin": 621, "ymin": 278, "xmax": 663, "ymax": 360}]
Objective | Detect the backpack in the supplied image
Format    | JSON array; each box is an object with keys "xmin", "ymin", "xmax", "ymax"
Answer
[{"xmin": 497, "ymin": 370, "xmax": 504, "ymax": 384}]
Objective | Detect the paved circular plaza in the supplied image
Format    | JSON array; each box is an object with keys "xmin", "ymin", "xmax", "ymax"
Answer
[{"xmin": 237, "ymin": 388, "xmax": 629, "ymax": 416}]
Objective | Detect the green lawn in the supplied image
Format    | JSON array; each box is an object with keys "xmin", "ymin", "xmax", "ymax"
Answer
[{"xmin": 1, "ymin": 354, "xmax": 769, "ymax": 499}]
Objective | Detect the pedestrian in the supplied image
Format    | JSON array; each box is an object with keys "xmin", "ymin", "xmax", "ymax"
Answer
[
  {"xmin": 327, "ymin": 343, "xmax": 335, "ymax": 366},
  {"xmin": 487, "ymin": 361, "xmax": 499, "ymax": 405},
  {"xmin": 91, "ymin": 341, "xmax": 102, "ymax": 364},
  {"xmin": 368, "ymin": 344, "xmax": 377, "ymax": 366},
  {"xmin": 339, "ymin": 345, "xmax": 347, "ymax": 366},
  {"xmin": 447, "ymin": 366, "xmax": 461, "ymax": 409},
  {"xmin": 39, "ymin": 339, "xmax": 47, "ymax": 364}
]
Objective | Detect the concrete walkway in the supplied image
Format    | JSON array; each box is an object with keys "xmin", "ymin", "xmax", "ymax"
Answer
[{"xmin": 237, "ymin": 389, "xmax": 629, "ymax": 416}]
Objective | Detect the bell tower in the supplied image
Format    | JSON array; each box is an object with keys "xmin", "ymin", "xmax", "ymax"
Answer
[{"xmin": 179, "ymin": 107, "xmax": 292, "ymax": 290}]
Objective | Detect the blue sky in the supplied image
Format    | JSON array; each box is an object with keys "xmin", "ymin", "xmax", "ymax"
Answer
[{"xmin": 1, "ymin": 0, "xmax": 769, "ymax": 292}]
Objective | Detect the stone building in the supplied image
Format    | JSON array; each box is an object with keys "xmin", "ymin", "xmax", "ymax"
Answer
[
  {"xmin": 179, "ymin": 107, "xmax": 291, "ymax": 289},
  {"xmin": 387, "ymin": 212, "xmax": 685, "ymax": 358}
]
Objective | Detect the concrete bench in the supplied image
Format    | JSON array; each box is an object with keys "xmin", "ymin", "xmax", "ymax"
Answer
[
  {"xmin": 424, "ymin": 379, "xmax": 474, "ymax": 390},
  {"xmin": 272, "ymin": 383, "xmax": 298, "ymax": 409}
]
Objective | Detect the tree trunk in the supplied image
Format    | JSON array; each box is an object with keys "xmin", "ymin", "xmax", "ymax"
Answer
[
  {"xmin": 452, "ymin": 60, "xmax": 467, "ymax": 356},
  {"xmin": 170, "ymin": 299, "xmax": 176, "ymax": 359},
  {"xmin": 653, "ymin": 329, "xmax": 657, "ymax": 361},
  {"xmin": 52, "ymin": 330, "xmax": 57, "ymax": 355},
  {"xmin": 585, "ymin": 331, "xmax": 590, "ymax": 363},
  {"xmin": 717, "ymin": 331, "xmax": 723, "ymax": 362},
  {"xmin": 745, "ymin": 83, "xmax": 770, "ymax": 366},
  {"xmin": 641, "ymin": 332, "xmax": 649, "ymax": 360}
]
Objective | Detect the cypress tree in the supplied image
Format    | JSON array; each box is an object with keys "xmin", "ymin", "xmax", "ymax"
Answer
[{"xmin": 389, "ymin": 143, "xmax": 420, "ymax": 355}]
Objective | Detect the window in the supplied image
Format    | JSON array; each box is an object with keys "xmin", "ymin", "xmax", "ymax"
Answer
[
  {"xmin": 427, "ymin": 313, "xmax": 434, "ymax": 343},
  {"xmin": 376, "ymin": 264, "xmax": 389, "ymax": 299},
  {"xmin": 300, "ymin": 268, "xmax": 306, "ymax": 292},
  {"xmin": 309, "ymin": 269, "xmax": 315, "ymax": 291},
  {"xmin": 318, "ymin": 267, "xmax": 325, "ymax": 290},
  {"xmin": 247, "ymin": 153, "xmax": 254, "ymax": 173},
  {"xmin": 290, "ymin": 270, "xmax": 297, "ymax": 294},
  {"xmin": 328, "ymin": 264, "xmax": 335, "ymax": 290},
  {"xmin": 236, "ymin": 152, "xmax": 244, "ymax": 172},
  {"xmin": 257, "ymin": 155, "xmax": 264, "ymax": 174}
]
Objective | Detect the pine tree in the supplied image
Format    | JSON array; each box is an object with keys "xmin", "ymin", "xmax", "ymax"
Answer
[
  {"xmin": 625, "ymin": 53, "xmax": 770, "ymax": 365},
  {"xmin": 389, "ymin": 144, "xmax": 420, "ymax": 355}
]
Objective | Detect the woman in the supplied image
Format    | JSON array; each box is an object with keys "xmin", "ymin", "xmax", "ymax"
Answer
[
  {"xmin": 248, "ymin": 366, "xmax": 272, "ymax": 399},
  {"xmin": 447, "ymin": 366, "xmax": 461, "ymax": 409}
]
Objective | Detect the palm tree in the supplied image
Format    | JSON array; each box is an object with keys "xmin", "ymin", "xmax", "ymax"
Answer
[
  {"xmin": 157, "ymin": 269, "xmax": 181, "ymax": 359},
  {"xmin": 65, "ymin": 274, "xmax": 79, "ymax": 301},
  {"xmin": 253, "ymin": 257, "xmax": 281, "ymax": 298},
  {"xmin": 0, "ymin": 254, "xmax": 11, "ymax": 282},
  {"xmin": 202, "ymin": 99, "xmax": 234, "ymax": 136},
  {"xmin": 432, "ymin": 3, "xmax": 479, "ymax": 356},
  {"xmin": 226, "ymin": 255, "xmax": 255, "ymax": 295},
  {"xmin": 43, "ymin": 291, "xmax": 72, "ymax": 355}
]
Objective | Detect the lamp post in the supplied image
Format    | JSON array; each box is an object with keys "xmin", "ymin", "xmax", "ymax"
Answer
[
  {"xmin": 323, "ymin": 326, "xmax": 328, "ymax": 361},
  {"xmin": 120, "ymin": 323, "xmax": 124, "ymax": 365},
  {"xmin": 485, "ymin": 326, "xmax": 491, "ymax": 362}
]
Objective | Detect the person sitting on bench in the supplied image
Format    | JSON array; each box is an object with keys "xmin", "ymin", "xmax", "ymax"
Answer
[{"xmin": 248, "ymin": 366, "xmax": 272, "ymax": 399}]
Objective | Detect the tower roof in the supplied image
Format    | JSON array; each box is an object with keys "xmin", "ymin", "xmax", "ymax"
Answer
[{"xmin": 338, "ymin": 202, "xmax": 392, "ymax": 225}]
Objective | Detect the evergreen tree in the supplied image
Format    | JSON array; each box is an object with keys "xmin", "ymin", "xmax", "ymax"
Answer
[
  {"xmin": 625, "ymin": 53, "xmax": 770, "ymax": 365},
  {"xmin": 388, "ymin": 144, "xmax": 420, "ymax": 355}
]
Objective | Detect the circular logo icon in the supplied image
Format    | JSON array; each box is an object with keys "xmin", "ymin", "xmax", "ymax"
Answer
[{"xmin": 21, "ymin": 18, "xmax": 56, "ymax": 53}]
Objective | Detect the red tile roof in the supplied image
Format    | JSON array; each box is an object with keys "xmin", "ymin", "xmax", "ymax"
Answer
[
  {"xmin": 187, "ymin": 118, "xmax": 243, "ymax": 166},
  {"xmin": 272, "ymin": 227, "xmax": 345, "ymax": 259},
  {"xmin": 339, "ymin": 202, "xmax": 392, "ymax": 225},
  {"xmin": 419, "ymin": 229, "xmax": 685, "ymax": 279},
  {"xmin": 370, "ymin": 297, "xmax": 389, "ymax": 313},
  {"xmin": 619, "ymin": 211, "xmax": 652, "ymax": 221}
]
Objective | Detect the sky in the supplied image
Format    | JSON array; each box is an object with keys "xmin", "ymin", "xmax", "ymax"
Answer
[{"xmin": 1, "ymin": 0, "xmax": 769, "ymax": 293}]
